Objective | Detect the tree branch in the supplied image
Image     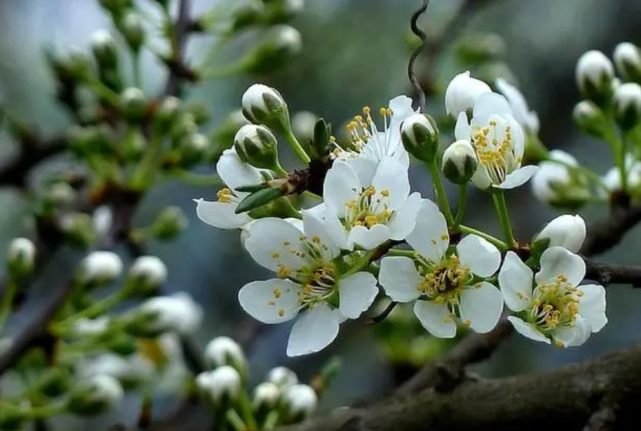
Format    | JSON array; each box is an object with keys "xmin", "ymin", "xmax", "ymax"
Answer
[
  {"xmin": 580, "ymin": 203, "xmax": 641, "ymax": 256},
  {"xmin": 583, "ymin": 258, "xmax": 641, "ymax": 288},
  {"xmin": 0, "ymin": 135, "xmax": 66, "ymax": 188}
]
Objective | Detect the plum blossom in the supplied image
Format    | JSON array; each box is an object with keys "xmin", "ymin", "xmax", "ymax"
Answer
[
  {"xmin": 444, "ymin": 71, "xmax": 492, "ymax": 117},
  {"xmin": 239, "ymin": 211, "xmax": 379, "ymax": 356},
  {"xmin": 495, "ymin": 78, "xmax": 540, "ymax": 135},
  {"xmin": 378, "ymin": 200, "xmax": 504, "ymax": 337},
  {"xmin": 499, "ymin": 247, "xmax": 607, "ymax": 347},
  {"xmin": 534, "ymin": 214, "xmax": 586, "ymax": 254}
]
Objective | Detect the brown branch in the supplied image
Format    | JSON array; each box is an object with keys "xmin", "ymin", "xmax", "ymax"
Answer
[
  {"xmin": 583, "ymin": 258, "xmax": 641, "ymax": 288},
  {"xmin": 582, "ymin": 401, "xmax": 617, "ymax": 431},
  {"xmin": 580, "ymin": 203, "xmax": 641, "ymax": 256},
  {"xmin": 163, "ymin": 0, "xmax": 192, "ymax": 98}
]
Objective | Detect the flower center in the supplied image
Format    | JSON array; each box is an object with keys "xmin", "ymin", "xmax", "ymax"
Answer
[
  {"xmin": 471, "ymin": 119, "xmax": 519, "ymax": 184},
  {"xmin": 415, "ymin": 254, "xmax": 472, "ymax": 305},
  {"xmin": 342, "ymin": 186, "xmax": 393, "ymax": 229},
  {"xmin": 529, "ymin": 274, "xmax": 583, "ymax": 332},
  {"xmin": 332, "ymin": 106, "xmax": 393, "ymax": 160}
]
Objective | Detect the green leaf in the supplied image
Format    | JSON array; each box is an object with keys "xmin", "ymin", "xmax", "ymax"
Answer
[
  {"xmin": 234, "ymin": 183, "xmax": 270, "ymax": 193},
  {"xmin": 235, "ymin": 187, "xmax": 284, "ymax": 214}
]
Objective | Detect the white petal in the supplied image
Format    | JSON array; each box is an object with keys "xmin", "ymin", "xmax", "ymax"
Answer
[
  {"xmin": 388, "ymin": 95, "xmax": 416, "ymax": 125},
  {"xmin": 348, "ymin": 224, "xmax": 390, "ymax": 250},
  {"xmin": 495, "ymin": 79, "xmax": 531, "ymax": 132},
  {"xmin": 534, "ymin": 214, "xmax": 586, "ymax": 254},
  {"xmin": 472, "ymin": 93, "xmax": 513, "ymax": 123},
  {"xmin": 245, "ymin": 218, "xmax": 313, "ymax": 272},
  {"xmin": 301, "ymin": 210, "xmax": 340, "ymax": 259},
  {"xmin": 495, "ymin": 166, "xmax": 539, "ymax": 189},
  {"xmin": 323, "ymin": 212, "xmax": 350, "ymax": 250},
  {"xmin": 454, "ymin": 112, "xmax": 471, "ymax": 141},
  {"xmin": 338, "ymin": 272, "xmax": 379, "ymax": 319},
  {"xmin": 459, "ymin": 282, "xmax": 504, "ymax": 333},
  {"xmin": 379, "ymin": 257, "xmax": 422, "ymax": 303},
  {"xmin": 324, "ymin": 161, "xmax": 361, "ymax": 216},
  {"xmin": 470, "ymin": 165, "xmax": 492, "ymax": 190},
  {"xmin": 507, "ymin": 316, "xmax": 550, "ymax": 344},
  {"xmin": 346, "ymin": 157, "xmax": 378, "ymax": 185},
  {"xmin": 217, "ymin": 149, "xmax": 263, "ymax": 193},
  {"xmin": 578, "ymin": 284, "xmax": 607, "ymax": 332},
  {"xmin": 558, "ymin": 316, "xmax": 592, "ymax": 347},
  {"xmin": 498, "ymin": 251, "xmax": 533, "ymax": 312},
  {"xmin": 194, "ymin": 199, "xmax": 251, "ymax": 229},
  {"xmin": 405, "ymin": 199, "xmax": 449, "ymax": 261},
  {"xmin": 371, "ymin": 157, "xmax": 410, "ymax": 210},
  {"xmin": 238, "ymin": 280, "xmax": 301, "ymax": 324},
  {"xmin": 535, "ymin": 246, "xmax": 586, "ymax": 286},
  {"xmin": 456, "ymin": 235, "xmax": 501, "ymax": 278},
  {"xmin": 286, "ymin": 304, "xmax": 340, "ymax": 356},
  {"xmin": 413, "ymin": 301, "xmax": 457, "ymax": 338},
  {"xmin": 388, "ymin": 192, "xmax": 422, "ymax": 241}
]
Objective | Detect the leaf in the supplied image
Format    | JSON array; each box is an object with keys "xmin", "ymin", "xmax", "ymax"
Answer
[
  {"xmin": 234, "ymin": 183, "xmax": 270, "ymax": 193},
  {"xmin": 235, "ymin": 187, "xmax": 284, "ymax": 214}
]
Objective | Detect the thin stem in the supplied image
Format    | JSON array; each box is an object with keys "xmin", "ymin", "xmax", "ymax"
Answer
[
  {"xmin": 620, "ymin": 131, "xmax": 630, "ymax": 192},
  {"xmin": 388, "ymin": 249, "xmax": 416, "ymax": 258},
  {"xmin": 238, "ymin": 391, "xmax": 258, "ymax": 431},
  {"xmin": 263, "ymin": 411, "xmax": 279, "ymax": 430},
  {"xmin": 226, "ymin": 409, "xmax": 248, "ymax": 431},
  {"xmin": 133, "ymin": 51, "xmax": 142, "ymax": 88},
  {"xmin": 0, "ymin": 280, "xmax": 17, "ymax": 334},
  {"xmin": 86, "ymin": 79, "xmax": 120, "ymax": 106},
  {"xmin": 283, "ymin": 129, "xmax": 311, "ymax": 165},
  {"xmin": 131, "ymin": 133, "xmax": 164, "ymax": 189},
  {"xmin": 427, "ymin": 161, "xmax": 454, "ymax": 225},
  {"xmin": 459, "ymin": 225, "xmax": 508, "ymax": 251},
  {"xmin": 54, "ymin": 290, "xmax": 126, "ymax": 328},
  {"xmin": 453, "ymin": 184, "xmax": 467, "ymax": 229},
  {"xmin": 491, "ymin": 192, "xmax": 516, "ymax": 249},
  {"xmin": 343, "ymin": 250, "xmax": 377, "ymax": 277}
]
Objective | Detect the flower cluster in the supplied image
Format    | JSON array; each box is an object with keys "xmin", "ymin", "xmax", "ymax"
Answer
[{"xmin": 196, "ymin": 76, "xmax": 609, "ymax": 357}]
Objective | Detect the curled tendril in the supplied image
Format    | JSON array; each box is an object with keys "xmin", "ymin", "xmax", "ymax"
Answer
[{"xmin": 407, "ymin": 0, "xmax": 430, "ymax": 112}]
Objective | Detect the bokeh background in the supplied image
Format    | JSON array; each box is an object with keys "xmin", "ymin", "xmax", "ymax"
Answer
[{"xmin": 1, "ymin": 0, "xmax": 641, "ymax": 426}]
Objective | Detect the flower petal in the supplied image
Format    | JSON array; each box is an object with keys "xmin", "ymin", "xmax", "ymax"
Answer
[
  {"xmin": 301, "ymin": 209, "xmax": 340, "ymax": 259},
  {"xmin": 405, "ymin": 199, "xmax": 449, "ymax": 261},
  {"xmin": 371, "ymin": 157, "xmax": 410, "ymax": 210},
  {"xmin": 217, "ymin": 149, "xmax": 263, "ymax": 193},
  {"xmin": 238, "ymin": 280, "xmax": 301, "ymax": 324},
  {"xmin": 388, "ymin": 192, "xmax": 422, "ymax": 241},
  {"xmin": 324, "ymin": 161, "xmax": 361, "ymax": 216},
  {"xmin": 454, "ymin": 112, "xmax": 471, "ymax": 141},
  {"xmin": 507, "ymin": 316, "xmax": 550, "ymax": 344},
  {"xmin": 338, "ymin": 272, "xmax": 379, "ymax": 319},
  {"xmin": 348, "ymin": 224, "xmax": 390, "ymax": 250},
  {"xmin": 286, "ymin": 303, "xmax": 340, "ymax": 356},
  {"xmin": 535, "ymin": 246, "xmax": 586, "ymax": 286},
  {"xmin": 470, "ymin": 165, "xmax": 492, "ymax": 190},
  {"xmin": 578, "ymin": 284, "xmax": 607, "ymax": 332},
  {"xmin": 456, "ymin": 235, "xmax": 501, "ymax": 278},
  {"xmin": 557, "ymin": 316, "xmax": 592, "ymax": 347},
  {"xmin": 495, "ymin": 165, "xmax": 539, "ymax": 189},
  {"xmin": 323, "ymin": 212, "xmax": 350, "ymax": 250},
  {"xmin": 459, "ymin": 282, "xmax": 503, "ymax": 333},
  {"xmin": 379, "ymin": 257, "xmax": 422, "ymax": 302},
  {"xmin": 244, "ymin": 218, "xmax": 313, "ymax": 272},
  {"xmin": 498, "ymin": 251, "xmax": 533, "ymax": 312},
  {"xmin": 346, "ymin": 157, "xmax": 378, "ymax": 185},
  {"xmin": 194, "ymin": 199, "xmax": 251, "ymax": 229},
  {"xmin": 413, "ymin": 300, "xmax": 456, "ymax": 338}
]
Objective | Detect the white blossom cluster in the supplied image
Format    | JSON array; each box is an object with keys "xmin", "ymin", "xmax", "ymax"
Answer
[{"xmin": 195, "ymin": 73, "xmax": 609, "ymax": 357}]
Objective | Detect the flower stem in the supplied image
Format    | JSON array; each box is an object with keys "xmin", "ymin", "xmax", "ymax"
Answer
[
  {"xmin": 132, "ymin": 51, "xmax": 142, "ymax": 89},
  {"xmin": 342, "ymin": 250, "xmax": 377, "ymax": 277},
  {"xmin": 459, "ymin": 225, "xmax": 508, "ymax": 251},
  {"xmin": 453, "ymin": 184, "xmax": 467, "ymax": 230},
  {"xmin": 492, "ymin": 192, "xmax": 516, "ymax": 249},
  {"xmin": 388, "ymin": 249, "xmax": 415, "ymax": 258},
  {"xmin": 620, "ymin": 131, "xmax": 630, "ymax": 192},
  {"xmin": 226, "ymin": 409, "xmax": 248, "ymax": 431},
  {"xmin": 427, "ymin": 161, "xmax": 454, "ymax": 225},
  {"xmin": 263, "ymin": 411, "xmax": 280, "ymax": 430},
  {"xmin": 0, "ymin": 280, "xmax": 17, "ymax": 334},
  {"xmin": 238, "ymin": 391, "xmax": 258, "ymax": 431},
  {"xmin": 54, "ymin": 290, "xmax": 127, "ymax": 329},
  {"xmin": 283, "ymin": 129, "xmax": 311, "ymax": 165},
  {"xmin": 86, "ymin": 78, "xmax": 120, "ymax": 106}
]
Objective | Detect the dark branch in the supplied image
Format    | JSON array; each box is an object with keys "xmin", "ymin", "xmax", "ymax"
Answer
[
  {"xmin": 583, "ymin": 258, "xmax": 641, "ymax": 288},
  {"xmin": 407, "ymin": 0, "xmax": 430, "ymax": 111},
  {"xmin": 580, "ymin": 203, "xmax": 641, "ymax": 256},
  {"xmin": 163, "ymin": 0, "xmax": 193, "ymax": 98},
  {"xmin": 582, "ymin": 402, "xmax": 617, "ymax": 431},
  {"xmin": 0, "ymin": 135, "xmax": 66, "ymax": 188}
]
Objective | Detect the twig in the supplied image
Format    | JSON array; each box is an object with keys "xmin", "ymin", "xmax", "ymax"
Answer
[
  {"xmin": 407, "ymin": 0, "xmax": 430, "ymax": 111},
  {"xmin": 0, "ymin": 135, "xmax": 66, "ymax": 188},
  {"xmin": 163, "ymin": 0, "xmax": 193, "ymax": 98},
  {"xmin": 583, "ymin": 258, "xmax": 641, "ymax": 288},
  {"xmin": 581, "ymin": 203, "xmax": 641, "ymax": 256}
]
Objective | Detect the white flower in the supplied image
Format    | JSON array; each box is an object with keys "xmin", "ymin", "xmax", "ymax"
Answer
[
  {"xmin": 78, "ymin": 353, "xmax": 153, "ymax": 386},
  {"xmin": 194, "ymin": 148, "xmax": 264, "ymax": 229},
  {"xmin": 499, "ymin": 247, "xmax": 607, "ymax": 347},
  {"xmin": 444, "ymin": 71, "xmax": 492, "ymax": 117},
  {"xmin": 283, "ymin": 384, "xmax": 317, "ymax": 418},
  {"xmin": 204, "ymin": 336, "xmax": 246, "ymax": 370},
  {"xmin": 267, "ymin": 366, "xmax": 298, "ymax": 388},
  {"xmin": 80, "ymin": 251, "xmax": 123, "ymax": 284},
  {"xmin": 602, "ymin": 154, "xmax": 641, "ymax": 192},
  {"xmin": 196, "ymin": 366, "xmax": 241, "ymax": 403},
  {"xmin": 379, "ymin": 199, "xmax": 504, "ymax": 338},
  {"xmin": 322, "ymin": 158, "xmax": 422, "ymax": 250},
  {"xmin": 531, "ymin": 150, "xmax": 582, "ymax": 204},
  {"xmin": 138, "ymin": 292, "xmax": 203, "ymax": 335},
  {"xmin": 7, "ymin": 237, "xmax": 36, "ymax": 272},
  {"xmin": 613, "ymin": 82, "xmax": 641, "ymax": 127},
  {"xmin": 534, "ymin": 214, "xmax": 586, "ymax": 254},
  {"xmin": 253, "ymin": 382, "xmax": 280, "ymax": 409},
  {"xmin": 333, "ymin": 96, "xmax": 417, "ymax": 184},
  {"xmin": 128, "ymin": 256, "xmax": 168, "ymax": 288},
  {"xmin": 454, "ymin": 92, "xmax": 537, "ymax": 190},
  {"xmin": 613, "ymin": 42, "xmax": 641, "ymax": 78},
  {"xmin": 239, "ymin": 211, "xmax": 379, "ymax": 356},
  {"xmin": 495, "ymin": 78, "xmax": 540, "ymax": 135},
  {"xmin": 576, "ymin": 50, "xmax": 614, "ymax": 92}
]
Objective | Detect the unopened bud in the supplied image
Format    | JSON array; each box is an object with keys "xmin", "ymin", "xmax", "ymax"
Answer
[
  {"xmin": 533, "ymin": 214, "xmax": 586, "ymax": 254},
  {"xmin": 442, "ymin": 139, "xmax": 479, "ymax": 184},
  {"xmin": 614, "ymin": 42, "xmax": 641, "ymax": 83},
  {"xmin": 576, "ymin": 50, "xmax": 614, "ymax": 105},
  {"xmin": 153, "ymin": 96, "xmax": 181, "ymax": 132},
  {"xmin": 124, "ymin": 256, "xmax": 167, "ymax": 297},
  {"xmin": 252, "ymin": 382, "xmax": 280, "ymax": 411},
  {"xmin": 118, "ymin": 12, "xmax": 145, "ymax": 53},
  {"xmin": 178, "ymin": 133, "xmax": 210, "ymax": 167},
  {"xmin": 613, "ymin": 82, "xmax": 641, "ymax": 130},
  {"xmin": 531, "ymin": 150, "xmax": 590, "ymax": 210},
  {"xmin": 60, "ymin": 212, "xmax": 97, "ymax": 247},
  {"xmin": 283, "ymin": 384, "xmax": 317, "ymax": 421},
  {"xmin": 204, "ymin": 336, "xmax": 247, "ymax": 374},
  {"xmin": 67, "ymin": 375, "xmax": 124, "ymax": 416},
  {"xmin": 196, "ymin": 366, "xmax": 241, "ymax": 405},
  {"xmin": 78, "ymin": 251, "xmax": 123, "ymax": 287},
  {"xmin": 170, "ymin": 113, "xmax": 198, "ymax": 144},
  {"xmin": 292, "ymin": 111, "xmax": 318, "ymax": 144},
  {"xmin": 265, "ymin": 0, "xmax": 305, "ymax": 23},
  {"xmin": 400, "ymin": 113, "xmax": 439, "ymax": 163},
  {"xmin": 234, "ymin": 124, "xmax": 280, "ymax": 170},
  {"xmin": 119, "ymin": 87, "xmax": 147, "ymax": 122},
  {"xmin": 211, "ymin": 109, "xmax": 251, "ymax": 152},
  {"xmin": 99, "ymin": 0, "xmax": 132, "ymax": 14},
  {"xmin": 244, "ymin": 25, "xmax": 302, "ymax": 74},
  {"xmin": 6, "ymin": 238, "xmax": 36, "ymax": 278},
  {"xmin": 91, "ymin": 30, "xmax": 119, "ymax": 69},
  {"xmin": 59, "ymin": 48, "xmax": 92, "ymax": 81},
  {"xmin": 127, "ymin": 292, "xmax": 203, "ymax": 337},
  {"xmin": 78, "ymin": 354, "xmax": 152, "ymax": 390},
  {"xmin": 67, "ymin": 125, "xmax": 112, "ymax": 156},
  {"xmin": 39, "ymin": 367, "xmax": 72, "ymax": 398},
  {"xmin": 444, "ymin": 71, "xmax": 491, "ymax": 117},
  {"xmin": 44, "ymin": 182, "xmax": 77, "ymax": 208},
  {"xmin": 230, "ymin": 2, "xmax": 265, "ymax": 33},
  {"xmin": 150, "ymin": 206, "xmax": 188, "ymax": 240},
  {"xmin": 267, "ymin": 366, "xmax": 298, "ymax": 389},
  {"xmin": 573, "ymin": 101, "xmax": 608, "ymax": 139},
  {"xmin": 183, "ymin": 101, "xmax": 211, "ymax": 125}
]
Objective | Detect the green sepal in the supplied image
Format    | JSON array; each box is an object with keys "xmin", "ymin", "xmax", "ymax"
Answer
[{"xmin": 235, "ymin": 187, "xmax": 284, "ymax": 214}]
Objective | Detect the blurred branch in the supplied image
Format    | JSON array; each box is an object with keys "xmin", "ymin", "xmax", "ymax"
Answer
[
  {"xmin": 0, "ymin": 134, "xmax": 66, "ymax": 188},
  {"xmin": 580, "ymin": 203, "xmax": 641, "ymax": 256},
  {"xmin": 163, "ymin": 0, "xmax": 193, "ymax": 97},
  {"xmin": 584, "ymin": 258, "xmax": 641, "ymax": 288}
]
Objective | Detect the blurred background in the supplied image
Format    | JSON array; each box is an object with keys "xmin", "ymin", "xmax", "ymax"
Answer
[{"xmin": 1, "ymin": 0, "xmax": 641, "ymax": 425}]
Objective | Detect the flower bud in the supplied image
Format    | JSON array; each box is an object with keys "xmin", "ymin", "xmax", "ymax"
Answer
[
  {"xmin": 267, "ymin": 366, "xmax": 298, "ymax": 389},
  {"xmin": 78, "ymin": 251, "xmax": 123, "ymax": 287},
  {"xmin": 177, "ymin": 133, "xmax": 210, "ymax": 167},
  {"xmin": 441, "ymin": 139, "xmax": 479, "ymax": 184},
  {"xmin": 292, "ymin": 111, "xmax": 318, "ymax": 143},
  {"xmin": 400, "ymin": 113, "xmax": 439, "ymax": 163},
  {"xmin": 170, "ymin": 113, "xmax": 198, "ymax": 144},
  {"xmin": 98, "ymin": 0, "xmax": 132, "ymax": 14},
  {"xmin": 119, "ymin": 87, "xmax": 147, "ymax": 122},
  {"xmin": 118, "ymin": 12, "xmax": 145, "ymax": 53},
  {"xmin": 196, "ymin": 366, "xmax": 241, "ymax": 406},
  {"xmin": 283, "ymin": 384, "xmax": 317, "ymax": 421},
  {"xmin": 573, "ymin": 100, "xmax": 608, "ymax": 139},
  {"xmin": 6, "ymin": 238, "xmax": 36, "ymax": 278},
  {"xmin": 66, "ymin": 375, "xmax": 124, "ymax": 416},
  {"xmin": 229, "ymin": 2, "xmax": 265, "ymax": 33},
  {"xmin": 59, "ymin": 212, "xmax": 97, "ymax": 247},
  {"xmin": 211, "ymin": 110, "xmax": 251, "ymax": 156},
  {"xmin": 154, "ymin": 96, "xmax": 182, "ymax": 133},
  {"xmin": 39, "ymin": 367, "xmax": 72, "ymax": 398},
  {"xmin": 45, "ymin": 182, "xmax": 77, "ymax": 208},
  {"xmin": 127, "ymin": 292, "xmax": 203, "ymax": 337},
  {"xmin": 91, "ymin": 30, "xmax": 119, "ymax": 69},
  {"xmin": 242, "ymin": 84, "xmax": 290, "ymax": 132},
  {"xmin": 150, "ymin": 206, "xmax": 188, "ymax": 240},
  {"xmin": 575, "ymin": 50, "xmax": 614, "ymax": 105},
  {"xmin": 531, "ymin": 150, "xmax": 590, "ymax": 209},
  {"xmin": 265, "ymin": 0, "xmax": 304, "ymax": 23},
  {"xmin": 204, "ymin": 336, "xmax": 246, "ymax": 374},
  {"xmin": 59, "ymin": 48, "xmax": 92, "ymax": 81},
  {"xmin": 613, "ymin": 82, "xmax": 641, "ymax": 130},
  {"xmin": 444, "ymin": 71, "xmax": 491, "ymax": 117},
  {"xmin": 244, "ymin": 25, "xmax": 302, "ymax": 74},
  {"xmin": 124, "ymin": 256, "xmax": 167, "ymax": 297},
  {"xmin": 78, "ymin": 354, "xmax": 152, "ymax": 390},
  {"xmin": 614, "ymin": 42, "xmax": 641, "ymax": 83},
  {"xmin": 234, "ymin": 124, "xmax": 280, "ymax": 170},
  {"xmin": 72, "ymin": 317, "xmax": 110, "ymax": 337},
  {"xmin": 533, "ymin": 214, "xmax": 586, "ymax": 253},
  {"xmin": 252, "ymin": 382, "xmax": 280, "ymax": 411}
]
